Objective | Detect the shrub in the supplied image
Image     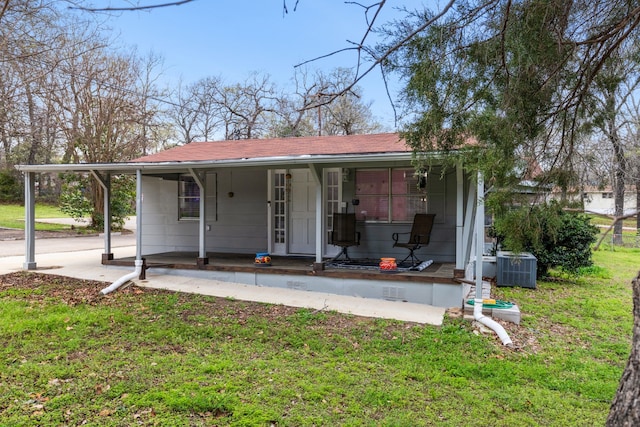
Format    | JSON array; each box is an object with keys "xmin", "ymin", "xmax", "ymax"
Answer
[
  {"xmin": 493, "ymin": 202, "xmax": 599, "ymax": 277},
  {"xmin": 59, "ymin": 173, "xmax": 135, "ymax": 230},
  {"xmin": 0, "ymin": 171, "xmax": 22, "ymax": 202}
]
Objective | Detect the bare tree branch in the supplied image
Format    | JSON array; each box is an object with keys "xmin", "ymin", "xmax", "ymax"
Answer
[
  {"xmin": 294, "ymin": 0, "xmax": 456, "ymax": 111},
  {"xmin": 0, "ymin": 0, "xmax": 10, "ymax": 23},
  {"xmin": 565, "ymin": 209, "xmax": 640, "ymax": 251},
  {"xmin": 69, "ymin": 0, "xmax": 196, "ymax": 12}
]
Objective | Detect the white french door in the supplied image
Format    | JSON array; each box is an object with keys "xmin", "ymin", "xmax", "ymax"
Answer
[{"xmin": 288, "ymin": 169, "xmax": 316, "ymax": 254}]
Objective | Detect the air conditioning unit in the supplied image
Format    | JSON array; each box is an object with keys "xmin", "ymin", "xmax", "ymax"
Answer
[{"xmin": 497, "ymin": 251, "xmax": 537, "ymax": 289}]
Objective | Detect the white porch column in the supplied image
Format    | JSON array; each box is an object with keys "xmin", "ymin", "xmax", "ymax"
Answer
[
  {"xmin": 308, "ymin": 164, "xmax": 323, "ymax": 264},
  {"xmin": 462, "ymin": 175, "xmax": 477, "ymax": 270},
  {"xmin": 456, "ymin": 163, "xmax": 464, "ymax": 270},
  {"xmin": 188, "ymin": 168, "xmax": 208, "ymax": 265},
  {"xmin": 475, "ymin": 172, "xmax": 485, "ymax": 299},
  {"xmin": 23, "ymin": 171, "xmax": 36, "ymax": 270},
  {"xmin": 135, "ymin": 169, "xmax": 143, "ymax": 261}
]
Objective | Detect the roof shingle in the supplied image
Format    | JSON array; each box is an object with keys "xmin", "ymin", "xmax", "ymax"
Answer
[{"xmin": 131, "ymin": 133, "xmax": 409, "ymax": 163}]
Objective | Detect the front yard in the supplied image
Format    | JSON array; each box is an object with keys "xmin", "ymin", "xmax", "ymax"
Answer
[{"xmin": 0, "ymin": 248, "xmax": 635, "ymax": 426}]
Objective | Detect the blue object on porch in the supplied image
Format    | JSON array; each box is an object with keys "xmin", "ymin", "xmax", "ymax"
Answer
[{"xmin": 255, "ymin": 252, "xmax": 271, "ymax": 266}]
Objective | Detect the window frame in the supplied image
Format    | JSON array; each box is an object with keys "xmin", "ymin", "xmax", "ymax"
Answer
[
  {"xmin": 178, "ymin": 174, "xmax": 200, "ymax": 220},
  {"xmin": 354, "ymin": 167, "xmax": 427, "ymax": 223}
]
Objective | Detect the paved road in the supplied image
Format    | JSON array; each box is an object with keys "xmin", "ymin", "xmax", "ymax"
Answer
[
  {"xmin": 0, "ymin": 233, "xmax": 137, "ymax": 257},
  {"xmin": 0, "ymin": 217, "xmax": 138, "ymax": 258}
]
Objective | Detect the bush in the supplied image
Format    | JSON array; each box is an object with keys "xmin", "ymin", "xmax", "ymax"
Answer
[
  {"xmin": 494, "ymin": 202, "xmax": 599, "ymax": 277},
  {"xmin": 59, "ymin": 174, "xmax": 135, "ymax": 230},
  {"xmin": 0, "ymin": 171, "xmax": 22, "ymax": 202}
]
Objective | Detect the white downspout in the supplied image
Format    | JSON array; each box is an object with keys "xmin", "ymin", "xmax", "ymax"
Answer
[
  {"xmin": 474, "ymin": 172, "xmax": 512, "ymax": 346},
  {"xmin": 100, "ymin": 259, "xmax": 143, "ymax": 295},
  {"xmin": 100, "ymin": 169, "xmax": 144, "ymax": 295}
]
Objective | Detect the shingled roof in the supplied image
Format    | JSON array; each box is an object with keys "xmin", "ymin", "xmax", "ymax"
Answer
[{"xmin": 131, "ymin": 133, "xmax": 410, "ymax": 163}]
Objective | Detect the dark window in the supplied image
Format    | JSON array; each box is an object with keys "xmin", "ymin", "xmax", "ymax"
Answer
[
  {"xmin": 179, "ymin": 175, "xmax": 200, "ymax": 219},
  {"xmin": 355, "ymin": 168, "xmax": 427, "ymax": 223}
]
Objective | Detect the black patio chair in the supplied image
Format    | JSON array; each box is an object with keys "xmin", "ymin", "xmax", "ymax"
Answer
[
  {"xmin": 392, "ymin": 213, "xmax": 436, "ymax": 266},
  {"xmin": 329, "ymin": 213, "xmax": 360, "ymax": 262}
]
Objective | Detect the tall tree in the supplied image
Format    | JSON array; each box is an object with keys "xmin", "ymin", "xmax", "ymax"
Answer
[
  {"xmin": 315, "ymin": 68, "xmax": 383, "ymax": 136},
  {"xmin": 587, "ymin": 52, "xmax": 640, "ymax": 242},
  {"xmin": 214, "ymin": 73, "xmax": 277, "ymax": 140},
  {"xmin": 379, "ymin": 1, "xmax": 640, "ymax": 423},
  {"xmin": 50, "ymin": 32, "xmax": 160, "ymax": 225},
  {"xmin": 268, "ymin": 68, "xmax": 383, "ymax": 138}
]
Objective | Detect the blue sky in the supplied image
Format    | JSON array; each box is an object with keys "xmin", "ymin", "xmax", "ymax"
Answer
[{"xmin": 74, "ymin": 1, "xmax": 430, "ymax": 131}]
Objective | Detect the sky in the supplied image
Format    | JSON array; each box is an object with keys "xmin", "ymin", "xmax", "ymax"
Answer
[{"xmin": 69, "ymin": 1, "xmax": 432, "ymax": 131}]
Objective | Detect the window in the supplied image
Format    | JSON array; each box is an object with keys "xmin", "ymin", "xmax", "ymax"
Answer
[
  {"xmin": 355, "ymin": 168, "xmax": 426, "ymax": 222},
  {"xmin": 179, "ymin": 175, "xmax": 200, "ymax": 219},
  {"xmin": 273, "ymin": 171, "xmax": 286, "ymax": 244},
  {"xmin": 326, "ymin": 169, "xmax": 341, "ymax": 230},
  {"xmin": 602, "ymin": 192, "xmax": 613, "ymax": 199}
]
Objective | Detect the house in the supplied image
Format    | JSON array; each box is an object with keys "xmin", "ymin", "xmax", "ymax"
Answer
[
  {"xmin": 17, "ymin": 133, "xmax": 484, "ymax": 308},
  {"xmin": 548, "ymin": 185, "xmax": 638, "ymax": 216}
]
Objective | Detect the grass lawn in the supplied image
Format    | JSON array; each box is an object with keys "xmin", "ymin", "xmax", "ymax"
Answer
[
  {"xmin": 0, "ymin": 248, "xmax": 636, "ymax": 426},
  {"xmin": 0, "ymin": 203, "xmax": 82, "ymax": 232}
]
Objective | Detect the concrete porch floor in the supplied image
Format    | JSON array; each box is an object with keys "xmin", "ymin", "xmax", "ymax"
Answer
[{"xmin": 107, "ymin": 252, "xmax": 458, "ymax": 282}]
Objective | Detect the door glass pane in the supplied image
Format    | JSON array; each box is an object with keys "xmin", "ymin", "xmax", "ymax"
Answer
[{"xmin": 274, "ymin": 172, "xmax": 286, "ymax": 244}]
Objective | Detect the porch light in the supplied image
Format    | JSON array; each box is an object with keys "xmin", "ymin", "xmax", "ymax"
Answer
[{"xmin": 342, "ymin": 168, "xmax": 351, "ymax": 182}]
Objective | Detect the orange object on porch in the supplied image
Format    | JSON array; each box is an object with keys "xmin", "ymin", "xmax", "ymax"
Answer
[{"xmin": 379, "ymin": 257, "xmax": 397, "ymax": 272}]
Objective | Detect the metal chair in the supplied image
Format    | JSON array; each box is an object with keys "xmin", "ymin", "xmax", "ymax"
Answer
[
  {"xmin": 392, "ymin": 213, "xmax": 435, "ymax": 266},
  {"xmin": 329, "ymin": 213, "xmax": 360, "ymax": 262}
]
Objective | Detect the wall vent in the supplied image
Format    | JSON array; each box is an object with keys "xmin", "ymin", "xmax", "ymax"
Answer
[
  {"xmin": 383, "ymin": 286, "xmax": 405, "ymax": 301},
  {"xmin": 286, "ymin": 280, "xmax": 307, "ymax": 291}
]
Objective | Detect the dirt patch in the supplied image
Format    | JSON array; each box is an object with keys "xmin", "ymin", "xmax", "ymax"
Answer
[
  {"xmin": 0, "ymin": 270, "xmax": 540, "ymax": 354},
  {"xmin": 0, "ymin": 271, "xmax": 387, "ymax": 332}
]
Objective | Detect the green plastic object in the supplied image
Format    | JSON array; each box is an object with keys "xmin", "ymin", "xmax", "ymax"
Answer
[{"xmin": 466, "ymin": 299, "xmax": 514, "ymax": 309}]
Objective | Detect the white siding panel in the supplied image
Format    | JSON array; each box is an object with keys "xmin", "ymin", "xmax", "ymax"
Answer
[{"xmin": 141, "ymin": 172, "xmax": 269, "ymax": 255}]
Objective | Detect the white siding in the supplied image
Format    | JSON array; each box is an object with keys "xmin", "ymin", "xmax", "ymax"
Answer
[
  {"xmin": 140, "ymin": 170, "xmax": 268, "ymax": 255},
  {"xmin": 140, "ymin": 165, "xmax": 460, "ymax": 262}
]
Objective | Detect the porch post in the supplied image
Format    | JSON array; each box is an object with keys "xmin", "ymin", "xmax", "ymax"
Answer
[
  {"xmin": 455, "ymin": 163, "xmax": 464, "ymax": 271},
  {"xmin": 462, "ymin": 175, "xmax": 477, "ymax": 270},
  {"xmin": 189, "ymin": 168, "xmax": 208, "ymax": 266},
  {"xmin": 23, "ymin": 171, "xmax": 36, "ymax": 270},
  {"xmin": 475, "ymin": 172, "xmax": 485, "ymax": 299},
  {"xmin": 308, "ymin": 164, "xmax": 323, "ymax": 265},
  {"xmin": 135, "ymin": 169, "xmax": 143, "ymax": 261},
  {"xmin": 91, "ymin": 170, "xmax": 113, "ymax": 262}
]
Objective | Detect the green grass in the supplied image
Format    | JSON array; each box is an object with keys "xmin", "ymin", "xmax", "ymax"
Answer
[
  {"xmin": 0, "ymin": 203, "xmax": 78, "ymax": 231},
  {"xmin": 0, "ymin": 249, "xmax": 636, "ymax": 426}
]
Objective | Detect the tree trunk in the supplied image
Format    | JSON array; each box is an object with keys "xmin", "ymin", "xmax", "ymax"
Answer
[
  {"xmin": 606, "ymin": 271, "xmax": 640, "ymax": 426},
  {"xmin": 604, "ymin": 88, "xmax": 626, "ymax": 245},
  {"xmin": 636, "ymin": 181, "xmax": 640, "ymax": 235}
]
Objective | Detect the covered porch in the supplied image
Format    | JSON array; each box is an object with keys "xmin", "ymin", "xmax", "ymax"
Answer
[{"xmin": 17, "ymin": 134, "xmax": 483, "ymax": 310}]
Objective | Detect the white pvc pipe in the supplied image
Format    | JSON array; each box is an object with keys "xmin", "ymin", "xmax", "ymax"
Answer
[
  {"xmin": 100, "ymin": 169, "xmax": 145, "ymax": 296},
  {"xmin": 100, "ymin": 259, "xmax": 144, "ymax": 295},
  {"xmin": 474, "ymin": 299, "xmax": 513, "ymax": 346},
  {"xmin": 475, "ymin": 172, "xmax": 512, "ymax": 346}
]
